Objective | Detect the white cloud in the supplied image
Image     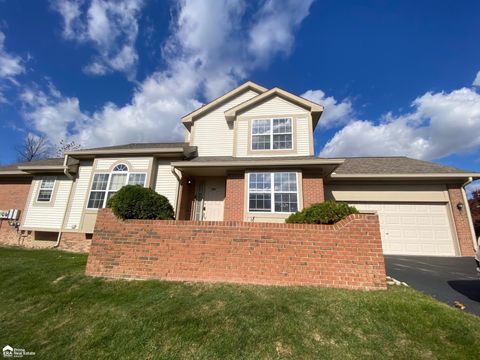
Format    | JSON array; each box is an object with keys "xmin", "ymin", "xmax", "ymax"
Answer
[
  {"xmin": 24, "ymin": 0, "xmax": 315, "ymax": 148},
  {"xmin": 320, "ymin": 87, "xmax": 480, "ymax": 160},
  {"xmin": 301, "ymin": 89, "xmax": 353, "ymax": 128},
  {"xmin": 0, "ymin": 31, "xmax": 25, "ymax": 103},
  {"xmin": 248, "ymin": 0, "xmax": 314, "ymax": 66},
  {"xmin": 52, "ymin": 0, "xmax": 144, "ymax": 79},
  {"xmin": 474, "ymin": 70, "xmax": 480, "ymax": 87}
]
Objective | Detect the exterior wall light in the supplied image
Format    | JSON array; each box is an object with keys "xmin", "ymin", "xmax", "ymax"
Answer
[{"xmin": 456, "ymin": 202, "xmax": 464, "ymax": 210}]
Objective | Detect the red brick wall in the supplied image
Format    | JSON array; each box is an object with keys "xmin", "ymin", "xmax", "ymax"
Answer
[
  {"xmin": 224, "ymin": 172, "xmax": 244, "ymax": 221},
  {"xmin": 302, "ymin": 171, "xmax": 324, "ymax": 207},
  {"xmin": 58, "ymin": 232, "xmax": 91, "ymax": 253},
  {"xmin": 0, "ymin": 177, "xmax": 32, "ymax": 213},
  {"xmin": 177, "ymin": 177, "xmax": 195, "ymax": 220},
  {"xmin": 448, "ymin": 184, "xmax": 475, "ymax": 256},
  {"xmin": 86, "ymin": 209, "xmax": 386, "ymax": 290}
]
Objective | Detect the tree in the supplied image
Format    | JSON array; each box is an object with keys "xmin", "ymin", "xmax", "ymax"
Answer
[
  {"xmin": 15, "ymin": 134, "xmax": 49, "ymax": 162},
  {"xmin": 54, "ymin": 139, "xmax": 81, "ymax": 157},
  {"xmin": 468, "ymin": 188, "xmax": 480, "ymax": 238}
]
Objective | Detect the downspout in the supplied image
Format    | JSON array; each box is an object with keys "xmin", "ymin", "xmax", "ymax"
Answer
[
  {"xmin": 461, "ymin": 176, "xmax": 478, "ymax": 251},
  {"xmin": 171, "ymin": 166, "xmax": 182, "ymax": 220},
  {"xmin": 55, "ymin": 154, "xmax": 75, "ymax": 247}
]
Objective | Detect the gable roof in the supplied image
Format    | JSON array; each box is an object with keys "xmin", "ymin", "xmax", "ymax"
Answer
[
  {"xmin": 331, "ymin": 157, "xmax": 479, "ymax": 179},
  {"xmin": 181, "ymin": 81, "xmax": 267, "ymax": 125},
  {"xmin": 224, "ymin": 87, "xmax": 324, "ymax": 128}
]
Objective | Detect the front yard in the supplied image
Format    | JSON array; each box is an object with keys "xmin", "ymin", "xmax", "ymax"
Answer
[{"xmin": 0, "ymin": 247, "xmax": 479, "ymax": 359}]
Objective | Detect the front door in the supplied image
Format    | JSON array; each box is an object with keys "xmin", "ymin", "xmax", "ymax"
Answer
[{"xmin": 202, "ymin": 178, "xmax": 226, "ymax": 221}]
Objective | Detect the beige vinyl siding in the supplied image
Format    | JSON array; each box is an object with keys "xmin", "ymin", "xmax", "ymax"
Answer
[
  {"xmin": 238, "ymin": 96, "xmax": 309, "ymax": 117},
  {"xmin": 324, "ymin": 183, "xmax": 450, "ymax": 202},
  {"xmin": 65, "ymin": 164, "xmax": 93, "ymax": 230},
  {"xmin": 95, "ymin": 157, "xmax": 151, "ymax": 171},
  {"xmin": 191, "ymin": 90, "xmax": 259, "ymax": 156},
  {"xmin": 23, "ymin": 176, "xmax": 73, "ymax": 230},
  {"xmin": 295, "ymin": 117, "xmax": 311, "ymax": 155},
  {"xmin": 154, "ymin": 162, "xmax": 180, "ymax": 212}
]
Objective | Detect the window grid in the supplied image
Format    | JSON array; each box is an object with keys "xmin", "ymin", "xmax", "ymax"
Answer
[
  {"xmin": 248, "ymin": 172, "xmax": 298, "ymax": 213},
  {"xmin": 251, "ymin": 118, "xmax": 293, "ymax": 151},
  {"xmin": 87, "ymin": 171, "xmax": 147, "ymax": 209},
  {"xmin": 37, "ymin": 179, "xmax": 55, "ymax": 202}
]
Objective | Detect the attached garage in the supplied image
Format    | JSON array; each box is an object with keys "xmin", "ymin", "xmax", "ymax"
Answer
[
  {"xmin": 348, "ymin": 202, "xmax": 457, "ymax": 256},
  {"xmin": 324, "ymin": 156, "xmax": 480, "ymax": 257}
]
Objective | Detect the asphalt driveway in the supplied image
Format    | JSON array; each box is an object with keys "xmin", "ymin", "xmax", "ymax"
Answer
[{"xmin": 384, "ymin": 255, "xmax": 480, "ymax": 316}]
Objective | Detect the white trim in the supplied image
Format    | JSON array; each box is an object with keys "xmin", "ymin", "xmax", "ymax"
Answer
[
  {"xmin": 247, "ymin": 171, "xmax": 299, "ymax": 213},
  {"xmin": 251, "ymin": 117, "xmax": 293, "ymax": 151},
  {"xmin": 36, "ymin": 178, "xmax": 56, "ymax": 203},
  {"xmin": 86, "ymin": 170, "xmax": 147, "ymax": 209}
]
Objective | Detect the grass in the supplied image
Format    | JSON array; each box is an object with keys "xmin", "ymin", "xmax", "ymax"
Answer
[{"xmin": 0, "ymin": 247, "xmax": 479, "ymax": 360}]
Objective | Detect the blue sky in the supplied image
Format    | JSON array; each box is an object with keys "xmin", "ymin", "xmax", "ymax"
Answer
[{"xmin": 0, "ymin": 0, "xmax": 479, "ymax": 178}]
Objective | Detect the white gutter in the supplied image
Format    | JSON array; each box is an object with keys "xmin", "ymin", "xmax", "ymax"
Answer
[
  {"xmin": 55, "ymin": 154, "xmax": 75, "ymax": 248},
  {"xmin": 171, "ymin": 166, "xmax": 183, "ymax": 220},
  {"xmin": 461, "ymin": 177, "xmax": 478, "ymax": 251},
  {"xmin": 172, "ymin": 159, "xmax": 344, "ymax": 168},
  {"xmin": 65, "ymin": 147, "xmax": 187, "ymax": 156},
  {"xmin": 330, "ymin": 173, "xmax": 480, "ymax": 179}
]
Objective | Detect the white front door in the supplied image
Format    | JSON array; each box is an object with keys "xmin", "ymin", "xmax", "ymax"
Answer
[
  {"xmin": 202, "ymin": 178, "xmax": 225, "ymax": 221},
  {"xmin": 350, "ymin": 202, "xmax": 457, "ymax": 256}
]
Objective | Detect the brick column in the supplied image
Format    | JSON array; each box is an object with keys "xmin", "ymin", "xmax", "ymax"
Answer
[
  {"xmin": 448, "ymin": 184, "xmax": 475, "ymax": 256},
  {"xmin": 224, "ymin": 171, "xmax": 244, "ymax": 221},
  {"xmin": 178, "ymin": 177, "xmax": 195, "ymax": 220},
  {"xmin": 302, "ymin": 170, "xmax": 324, "ymax": 208}
]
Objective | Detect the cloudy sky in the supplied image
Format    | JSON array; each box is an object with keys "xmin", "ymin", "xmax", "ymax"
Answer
[{"xmin": 0, "ymin": 0, "xmax": 479, "ymax": 175}]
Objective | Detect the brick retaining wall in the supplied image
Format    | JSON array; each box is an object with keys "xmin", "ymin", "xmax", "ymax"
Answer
[{"xmin": 86, "ymin": 209, "xmax": 386, "ymax": 290}]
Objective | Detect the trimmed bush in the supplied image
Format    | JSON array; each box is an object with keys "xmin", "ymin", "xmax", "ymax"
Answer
[
  {"xmin": 286, "ymin": 201, "xmax": 358, "ymax": 224},
  {"xmin": 107, "ymin": 185, "xmax": 174, "ymax": 220}
]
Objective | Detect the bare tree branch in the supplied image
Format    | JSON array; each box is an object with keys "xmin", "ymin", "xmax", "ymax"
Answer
[
  {"xmin": 15, "ymin": 134, "xmax": 50, "ymax": 162},
  {"xmin": 54, "ymin": 139, "xmax": 82, "ymax": 157}
]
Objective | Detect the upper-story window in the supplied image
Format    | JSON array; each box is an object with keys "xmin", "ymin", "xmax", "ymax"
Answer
[
  {"xmin": 251, "ymin": 118, "xmax": 292, "ymax": 150},
  {"xmin": 37, "ymin": 178, "xmax": 55, "ymax": 202},
  {"xmin": 87, "ymin": 164, "xmax": 147, "ymax": 209}
]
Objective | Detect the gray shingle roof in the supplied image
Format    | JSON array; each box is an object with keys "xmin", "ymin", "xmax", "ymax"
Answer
[
  {"xmin": 334, "ymin": 157, "xmax": 470, "ymax": 175},
  {"xmin": 71, "ymin": 142, "xmax": 196, "ymax": 153},
  {"xmin": 0, "ymin": 158, "xmax": 66, "ymax": 172}
]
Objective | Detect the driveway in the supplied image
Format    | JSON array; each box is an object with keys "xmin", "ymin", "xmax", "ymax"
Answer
[{"xmin": 384, "ymin": 255, "xmax": 480, "ymax": 316}]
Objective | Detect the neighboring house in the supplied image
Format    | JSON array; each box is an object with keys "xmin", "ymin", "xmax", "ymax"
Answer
[{"xmin": 0, "ymin": 81, "xmax": 478, "ymax": 256}]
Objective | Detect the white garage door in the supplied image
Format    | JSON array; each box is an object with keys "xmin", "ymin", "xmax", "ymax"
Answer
[{"xmin": 349, "ymin": 202, "xmax": 457, "ymax": 256}]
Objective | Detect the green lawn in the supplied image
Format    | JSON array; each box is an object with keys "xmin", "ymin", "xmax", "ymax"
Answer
[{"xmin": 0, "ymin": 247, "xmax": 479, "ymax": 360}]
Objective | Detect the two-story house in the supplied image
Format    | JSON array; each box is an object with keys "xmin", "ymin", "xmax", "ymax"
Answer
[{"xmin": 0, "ymin": 81, "xmax": 478, "ymax": 257}]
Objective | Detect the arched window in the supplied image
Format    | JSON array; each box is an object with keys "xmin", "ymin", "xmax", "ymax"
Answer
[
  {"xmin": 87, "ymin": 163, "xmax": 147, "ymax": 209},
  {"xmin": 113, "ymin": 164, "xmax": 128, "ymax": 172}
]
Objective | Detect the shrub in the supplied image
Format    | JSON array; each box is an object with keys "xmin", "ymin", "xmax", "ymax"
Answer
[
  {"xmin": 285, "ymin": 201, "xmax": 358, "ymax": 224},
  {"xmin": 107, "ymin": 185, "xmax": 175, "ymax": 220}
]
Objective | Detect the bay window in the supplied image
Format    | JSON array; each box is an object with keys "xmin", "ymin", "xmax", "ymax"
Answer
[
  {"xmin": 251, "ymin": 118, "xmax": 292, "ymax": 150},
  {"xmin": 248, "ymin": 172, "xmax": 299, "ymax": 213},
  {"xmin": 87, "ymin": 164, "xmax": 146, "ymax": 209}
]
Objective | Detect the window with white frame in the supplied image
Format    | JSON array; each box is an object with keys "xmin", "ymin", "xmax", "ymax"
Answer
[
  {"xmin": 87, "ymin": 164, "xmax": 147, "ymax": 209},
  {"xmin": 37, "ymin": 178, "xmax": 55, "ymax": 202},
  {"xmin": 251, "ymin": 118, "xmax": 292, "ymax": 150},
  {"xmin": 248, "ymin": 172, "xmax": 298, "ymax": 213}
]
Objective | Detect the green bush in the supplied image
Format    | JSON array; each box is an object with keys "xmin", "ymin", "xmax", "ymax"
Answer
[
  {"xmin": 107, "ymin": 185, "xmax": 175, "ymax": 220},
  {"xmin": 285, "ymin": 201, "xmax": 358, "ymax": 224}
]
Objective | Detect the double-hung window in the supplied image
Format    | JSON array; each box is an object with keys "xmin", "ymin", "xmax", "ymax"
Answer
[
  {"xmin": 248, "ymin": 172, "xmax": 298, "ymax": 213},
  {"xmin": 37, "ymin": 178, "xmax": 55, "ymax": 202},
  {"xmin": 251, "ymin": 118, "xmax": 292, "ymax": 150},
  {"xmin": 87, "ymin": 164, "xmax": 147, "ymax": 209}
]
